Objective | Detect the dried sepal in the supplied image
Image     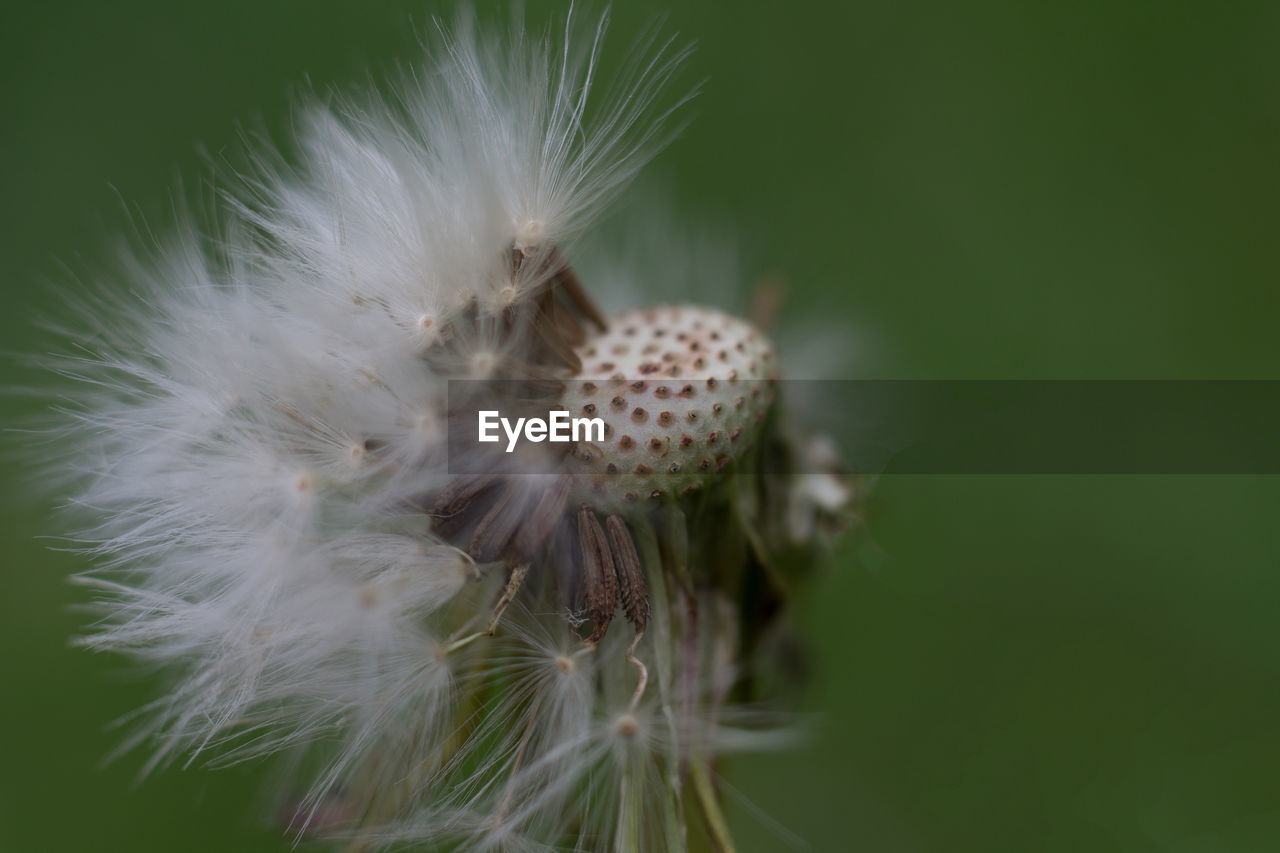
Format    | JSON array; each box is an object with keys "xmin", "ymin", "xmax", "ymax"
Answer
[{"xmin": 577, "ymin": 504, "xmax": 618, "ymax": 645}]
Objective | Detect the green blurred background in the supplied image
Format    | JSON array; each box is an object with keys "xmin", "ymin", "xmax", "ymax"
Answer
[{"xmin": 5, "ymin": 1, "xmax": 1280, "ymax": 850}]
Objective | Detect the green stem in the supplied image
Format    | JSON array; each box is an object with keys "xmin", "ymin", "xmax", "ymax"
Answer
[{"xmin": 690, "ymin": 760, "xmax": 736, "ymax": 853}]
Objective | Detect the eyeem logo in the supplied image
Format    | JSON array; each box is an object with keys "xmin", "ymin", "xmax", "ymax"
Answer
[{"xmin": 478, "ymin": 410, "xmax": 605, "ymax": 453}]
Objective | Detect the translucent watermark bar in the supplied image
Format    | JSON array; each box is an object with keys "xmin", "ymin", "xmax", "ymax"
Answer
[{"xmin": 447, "ymin": 380, "xmax": 1280, "ymax": 475}]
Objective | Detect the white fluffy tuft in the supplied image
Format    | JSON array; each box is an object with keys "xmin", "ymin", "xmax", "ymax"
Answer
[{"xmin": 33, "ymin": 8, "xmax": 838, "ymax": 852}]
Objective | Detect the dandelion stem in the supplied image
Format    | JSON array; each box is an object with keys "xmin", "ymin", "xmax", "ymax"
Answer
[
  {"xmin": 630, "ymin": 519, "xmax": 688, "ymax": 838},
  {"xmin": 691, "ymin": 760, "xmax": 736, "ymax": 853}
]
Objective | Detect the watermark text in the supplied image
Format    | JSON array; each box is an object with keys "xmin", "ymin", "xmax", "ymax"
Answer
[{"xmin": 478, "ymin": 410, "xmax": 605, "ymax": 453}]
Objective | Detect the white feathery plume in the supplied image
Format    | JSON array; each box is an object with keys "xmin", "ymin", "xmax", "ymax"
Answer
[{"xmin": 39, "ymin": 7, "xmax": 851, "ymax": 852}]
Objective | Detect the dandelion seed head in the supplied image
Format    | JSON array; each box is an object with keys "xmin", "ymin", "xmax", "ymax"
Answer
[{"xmin": 37, "ymin": 7, "xmax": 853, "ymax": 851}]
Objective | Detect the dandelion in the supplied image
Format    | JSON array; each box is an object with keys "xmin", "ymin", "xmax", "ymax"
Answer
[{"xmin": 44, "ymin": 8, "xmax": 852, "ymax": 851}]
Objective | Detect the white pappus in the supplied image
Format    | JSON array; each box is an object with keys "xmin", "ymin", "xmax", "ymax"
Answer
[{"xmin": 41, "ymin": 6, "xmax": 853, "ymax": 852}]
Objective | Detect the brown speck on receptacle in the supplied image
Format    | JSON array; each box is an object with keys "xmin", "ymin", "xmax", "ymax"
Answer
[
  {"xmin": 712, "ymin": 403, "xmax": 724, "ymax": 415},
  {"xmin": 606, "ymin": 463, "xmax": 619, "ymax": 474},
  {"xmin": 624, "ymin": 492, "xmax": 639, "ymax": 502},
  {"xmin": 698, "ymin": 458, "xmax": 712, "ymax": 471},
  {"xmin": 727, "ymin": 369, "xmax": 738, "ymax": 382},
  {"xmin": 611, "ymin": 396, "xmax": 626, "ymax": 409},
  {"xmin": 654, "ymin": 385, "xmax": 670, "ymax": 399},
  {"xmin": 648, "ymin": 437, "xmax": 665, "ymax": 452},
  {"xmin": 648, "ymin": 489, "xmax": 665, "ymax": 499},
  {"xmin": 668, "ymin": 463, "xmax": 681, "ymax": 473},
  {"xmin": 619, "ymin": 435, "xmax": 635, "ymax": 450},
  {"xmin": 629, "ymin": 381, "xmax": 647, "ymax": 392},
  {"xmin": 686, "ymin": 410, "xmax": 699, "ymax": 421},
  {"xmin": 680, "ymin": 434, "xmax": 694, "ymax": 447},
  {"xmin": 707, "ymin": 431, "xmax": 719, "ymax": 444},
  {"xmin": 680, "ymin": 483, "xmax": 702, "ymax": 496},
  {"xmin": 581, "ymin": 382, "xmax": 598, "ymax": 394},
  {"xmin": 631, "ymin": 407, "xmax": 647, "ymax": 422},
  {"xmin": 634, "ymin": 464, "xmax": 651, "ymax": 475},
  {"xmin": 729, "ymin": 428, "xmax": 743, "ymax": 442},
  {"xmin": 734, "ymin": 396, "xmax": 745, "ymax": 409},
  {"xmin": 679, "ymin": 384, "xmax": 694, "ymax": 397},
  {"xmin": 657, "ymin": 411, "xmax": 673, "ymax": 426},
  {"xmin": 597, "ymin": 362, "xmax": 615, "ymax": 372},
  {"xmin": 583, "ymin": 403, "xmax": 597, "ymax": 415}
]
